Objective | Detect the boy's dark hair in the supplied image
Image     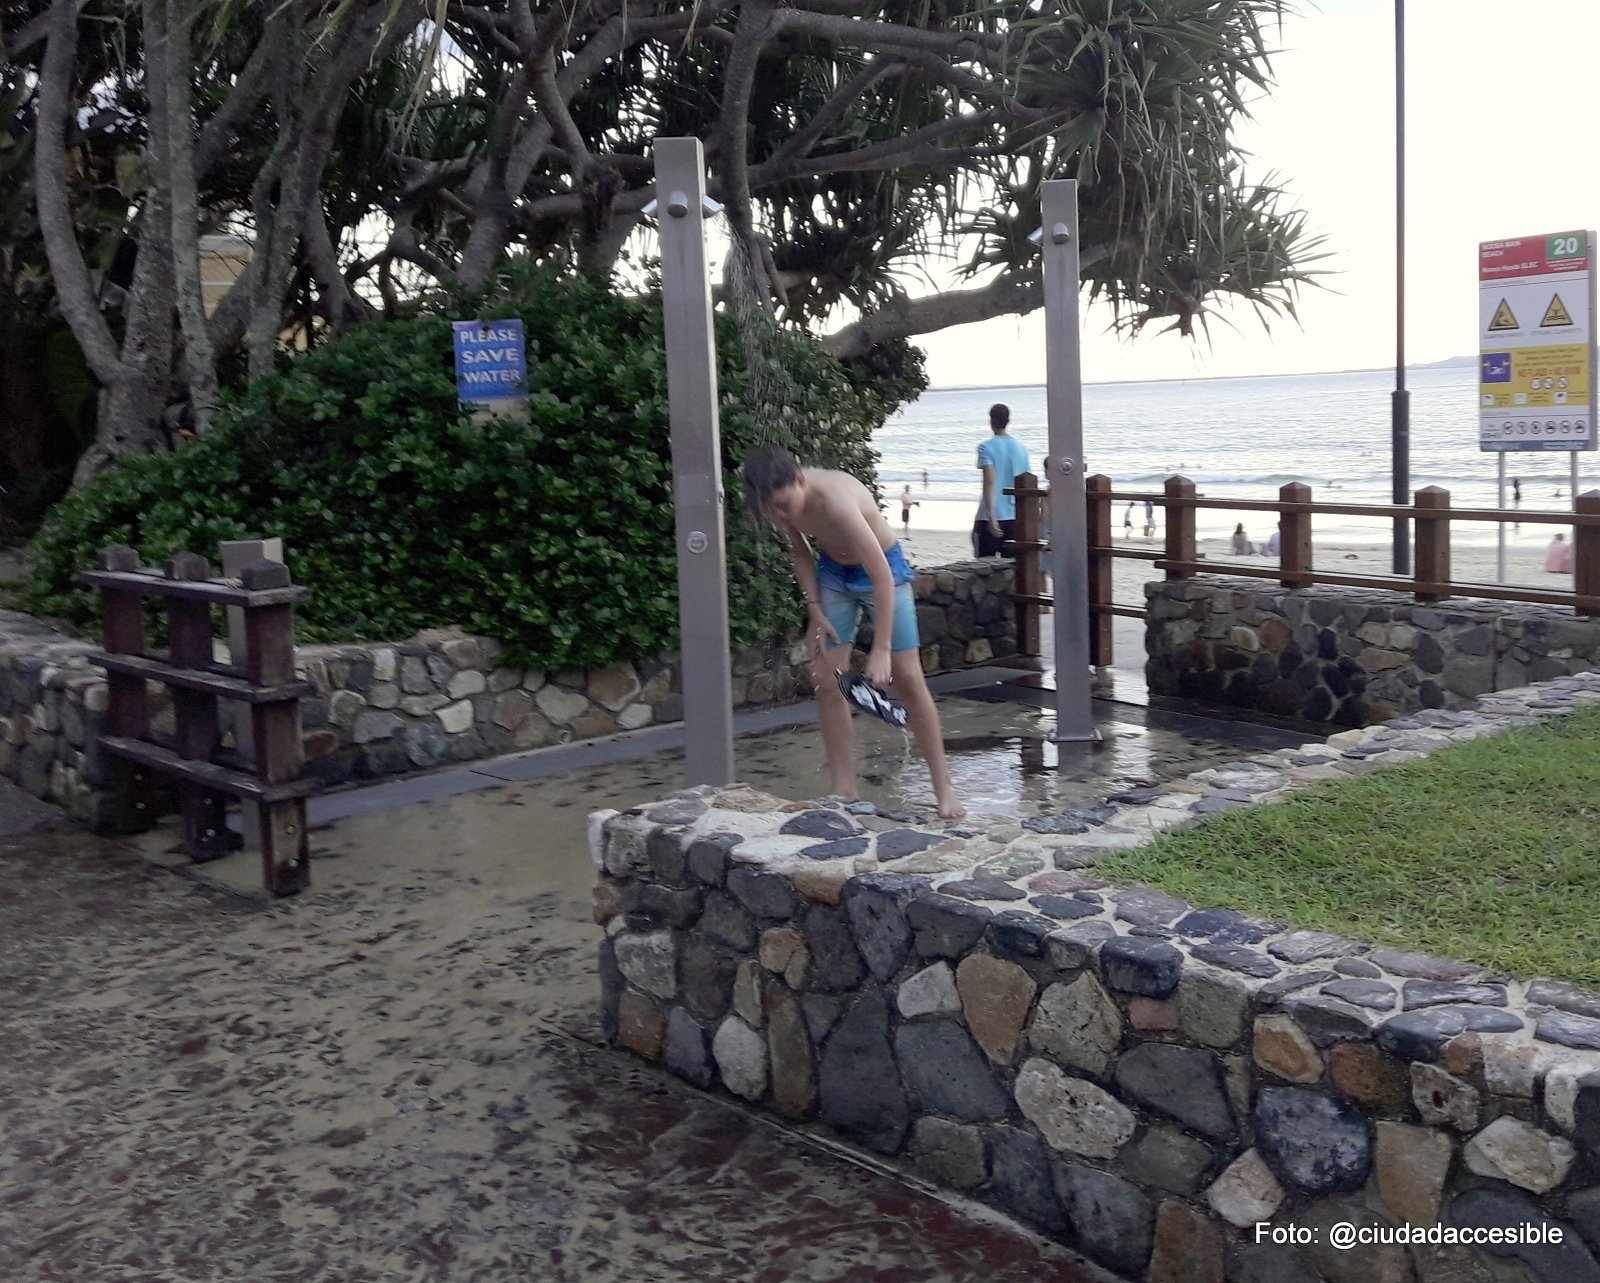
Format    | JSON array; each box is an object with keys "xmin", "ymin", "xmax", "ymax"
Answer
[
  {"xmin": 741, "ymin": 445, "xmax": 800, "ymax": 515},
  {"xmin": 989, "ymin": 403, "xmax": 1010, "ymax": 432}
]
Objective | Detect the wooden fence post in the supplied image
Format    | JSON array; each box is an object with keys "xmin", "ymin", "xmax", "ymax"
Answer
[
  {"xmin": 96, "ymin": 545, "xmax": 156, "ymax": 832},
  {"xmin": 241, "ymin": 559, "xmax": 310, "ymax": 896},
  {"xmin": 221, "ymin": 537, "xmax": 283, "ymax": 854},
  {"xmin": 164, "ymin": 552, "xmax": 235, "ymax": 862},
  {"xmin": 1576, "ymin": 489, "xmax": 1600, "ymax": 618},
  {"xmin": 1414, "ymin": 486, "xmax": 1452, "ymax": 602},
  {"xmin": 1164, "ymin": 475, "xmax": 1196, "ymax": 579},
  {"xmin": 1279, "ymin": 482, "xmax": 1313, "ymax": 588},
  {"xmin": 1086, "ymin": 474, "xmax": 1113, "ymax": 665},
  {"xmin": 1011, "ymin": 471, "xmax": 1042, "ymax": 656}
]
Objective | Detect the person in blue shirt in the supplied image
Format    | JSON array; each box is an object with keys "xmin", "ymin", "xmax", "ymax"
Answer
[{"xmin": 973, "ymin": 403, "xmax": 1031, "ymax": 557}]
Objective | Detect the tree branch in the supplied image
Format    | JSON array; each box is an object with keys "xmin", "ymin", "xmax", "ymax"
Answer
[
  {"xmin": 304, "ymin": 200, "xmax": 374, "ymax": 328},
  {"xmin": 821, "ymin": 240, "xmax": 1124, "ymax": 359},
  {"xmin": 193, "ymin": 8, "xmax": 295, "ymax": 180},
  {"xmin": 750, "ymin": 109, "xmax": 1002, "ymax": 185},
  {"xmin": 822, "ymin": 272, "xmax": 1042, "ymax": 361},
  {"xmin": 776, "ymin": 10, "xmax": 1003, "ymax": 68},
  {"xmin": 33, "ymin": 0, "xmax": 125, "ymax": 386}
]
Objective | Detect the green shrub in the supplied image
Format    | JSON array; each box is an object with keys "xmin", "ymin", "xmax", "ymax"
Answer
[{"xmin": 23, "ymin": 273, "xmax": 925, "ymax": 671}]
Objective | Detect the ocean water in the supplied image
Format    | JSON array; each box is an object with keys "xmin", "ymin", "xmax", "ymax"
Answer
[{"xmin": 877, "ymin": 366, "xmax": 1593, "ymax": 547}]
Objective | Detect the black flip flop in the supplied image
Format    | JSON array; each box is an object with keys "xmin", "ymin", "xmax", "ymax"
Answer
[{"xmin": 836, "ymin": 671, "xmax": 909, "ymax": 728}]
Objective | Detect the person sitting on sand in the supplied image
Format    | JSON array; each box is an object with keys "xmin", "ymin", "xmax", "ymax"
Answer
[
  {"xmin": 1230, "ymin": 523, "xmax": 1255, "ymax": 556},
  {"xmin": 1546, "ymin": 532, "xmax": 1575, "ymax": 574},
  {"xmin": 742, "ymin": 446, "xmax": 966, "ymax": 820}
]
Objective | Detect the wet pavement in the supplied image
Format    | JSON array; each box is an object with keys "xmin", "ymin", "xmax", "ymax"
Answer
[{"xmin": 0, "ymin": 747, "xmax": 1116, "ymax": 1283}]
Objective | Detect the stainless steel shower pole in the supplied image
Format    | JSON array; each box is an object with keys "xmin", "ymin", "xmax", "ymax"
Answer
[
  {"xmin": 1040, "ymin": 179, "xmax": 1097, "ymax": 742},
  {"xmin": 655, "ymin": 138, "xmax": 735, "ymax": 785}
]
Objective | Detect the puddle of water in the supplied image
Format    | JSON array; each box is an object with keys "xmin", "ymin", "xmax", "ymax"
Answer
[{"xmin": 725, "ymin": 694, "xmax": 1256, "ymax": 822}]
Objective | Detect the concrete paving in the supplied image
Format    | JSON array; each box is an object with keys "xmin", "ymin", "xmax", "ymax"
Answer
[
  {"xmin": 0, "ymin": 765, "xmax": 1111, "ymax": 1283},
  {"xmin": 0, "ymin": 653, "xmax": 1312, "ymax": 1282}
]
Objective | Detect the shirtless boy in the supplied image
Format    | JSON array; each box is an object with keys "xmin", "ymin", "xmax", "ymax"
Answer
[{"xmin": 742, "ymin": 447, "xmax": 965, "ymax": 820}]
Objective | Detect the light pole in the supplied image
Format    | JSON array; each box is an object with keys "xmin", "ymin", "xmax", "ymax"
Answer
[{"xmin": 1391, "ymin": 0, "xmax": 1411, "ymax": 574}]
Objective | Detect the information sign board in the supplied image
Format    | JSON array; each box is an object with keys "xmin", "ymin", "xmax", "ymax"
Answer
[
  {"xmin": 1478, "ymin": 232, "xmax": 1596, "ymax": 452},
  {"xmin": 452, "ymin": 319, "xmax": 528, "ymax": 411}
]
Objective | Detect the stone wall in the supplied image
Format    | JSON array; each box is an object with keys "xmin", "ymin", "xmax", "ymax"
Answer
[
  {"xmin": 595, "ymin": 672, "xmax": 1600, "ymax": 1283},
  {"xmin": 0, "ymin": 558, "xmax": 1014, "ymax": 824},
  {"xmin": 1146, "ymin": 576, "xmax": 1600, "ymax": 725}
]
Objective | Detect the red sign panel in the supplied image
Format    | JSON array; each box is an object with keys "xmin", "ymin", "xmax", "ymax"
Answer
[{"xmin": 1480, "ymin": 232, "xmax": 1590, "ymax": 281}]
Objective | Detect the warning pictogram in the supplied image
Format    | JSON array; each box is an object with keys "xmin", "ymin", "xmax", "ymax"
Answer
[
  {"xmin": 1489, "ymin": 298, "xmax": 1519, "ymax": 330},
  {"xmin": 1540, "ymin": 294, "xmax": 1573, "ymax": 327}
]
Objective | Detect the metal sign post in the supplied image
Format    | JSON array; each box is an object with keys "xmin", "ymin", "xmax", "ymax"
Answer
[
  {"xmin": 654, "ymin": 138, "xmax": 735, "ymax": 786},
  {"xmin": 1039, "ymin": 179, "xmax": 1096, "ymax": 743}
]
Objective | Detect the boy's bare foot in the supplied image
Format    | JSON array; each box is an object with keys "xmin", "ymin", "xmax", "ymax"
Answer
[{"xmin": 936, "ymin": 791, "xmax": 967, "ymax": 821}]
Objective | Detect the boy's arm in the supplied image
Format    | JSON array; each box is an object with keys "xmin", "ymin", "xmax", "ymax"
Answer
[
  {"xmin": 980, "ymin": 465, "xmax": 1000, "ymax": 535},
  {"xmin": 977, "ymin": 441, "xmax": 1001, "ymax": 535},
  {"xmin": 779, "ymin": 524, "xmax": 837, "ymax": 650}
]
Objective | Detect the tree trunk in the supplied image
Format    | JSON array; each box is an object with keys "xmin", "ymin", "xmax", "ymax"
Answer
[
  {"xmin": 156, "ymin": 0, "xmax": 221, "ymax": 433},
  {"xmin": 70, "ymin": 196, "xmax": 178, "ymax": 489}
]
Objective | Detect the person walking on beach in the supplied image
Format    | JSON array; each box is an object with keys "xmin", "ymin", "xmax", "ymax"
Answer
[
  {"xmin": 1513, "ymin": 477, "xmax": 1522, "ymax": 505},
  {"xmin": 922, "ymin": 469, "xmax": 929, "ymax": 488},
  {"xmin": 974, "ymin": 403, "xmax": 1029, "ymax": 558},
  {"xmin": 1142, "ymin": 499, "xmax": 1156, "ymax": 538},
  {"xmin": 900, "ymin": 485, "xmax": 919, "ymax": 534},
  {"xmin": 1124, "ymin": 503, "xmax": 1136, "ymax": 539},
  {"xmin": 742, "ymin": 446, "xmax": 966, "ymax": 820}
]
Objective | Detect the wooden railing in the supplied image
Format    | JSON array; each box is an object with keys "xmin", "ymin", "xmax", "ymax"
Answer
[
  {"xmin": 82, "ymin": 545, "xmax": 318, "ymax": 897},
  {"xmin": 1009, "ymin": 474, "xmax": 1600, "ymax": 666}
]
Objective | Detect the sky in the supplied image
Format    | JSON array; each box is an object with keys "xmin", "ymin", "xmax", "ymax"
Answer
[{"xmin": 908, "ymin": 0, "xmax": 1600, "ymax": 389}]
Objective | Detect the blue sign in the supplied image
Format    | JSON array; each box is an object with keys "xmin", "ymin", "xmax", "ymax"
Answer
[
  {"xmin": 1481, "ymin": 351, "xmax": 1512, "ymax": 383},
  {"xmin": 452, "ymin": 319, "xmax": 527, "ymax": 405}
]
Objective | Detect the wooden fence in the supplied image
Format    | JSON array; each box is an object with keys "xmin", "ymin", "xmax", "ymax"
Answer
[
  {"xmin": 81, "ymin": 545, "xmax": 317, "ymax": 897},
  {"xmin": 1009, "ymin": 474, "xmax": 1600, "ymax": 666}
]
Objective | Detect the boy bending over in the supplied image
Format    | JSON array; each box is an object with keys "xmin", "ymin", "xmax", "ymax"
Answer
[{"xmin": 742, "ymin": 447, "xmax": 965, "ymax": 820}]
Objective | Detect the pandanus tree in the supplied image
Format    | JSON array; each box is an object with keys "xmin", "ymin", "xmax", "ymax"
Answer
[{"xmin": 8, "ymin": 0, "xmax": 1320, "ymax": 488}]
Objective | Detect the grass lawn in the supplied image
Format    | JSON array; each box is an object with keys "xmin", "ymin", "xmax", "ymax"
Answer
[{"xmin": 1095, "ymin": 705, "xmax": 1600, "ymax": 986}]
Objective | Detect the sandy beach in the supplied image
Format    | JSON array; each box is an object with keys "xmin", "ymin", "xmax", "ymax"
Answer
[{"xmin": 897, "ymin": 521, "xmax": 1581, "ymax": 613}]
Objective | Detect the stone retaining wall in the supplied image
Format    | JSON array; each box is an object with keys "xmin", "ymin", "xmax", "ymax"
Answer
[
  {"xmin": 595, "ymin": 672, "xmax": 1600, "ymax": 1282},
  {"xmin": 1147, "ymin": 576, "xmax": 1600, "ymax": 726},
  {"xmin": 0, "ymin": 559, "xmax": 1014, "ymax": 825}
]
